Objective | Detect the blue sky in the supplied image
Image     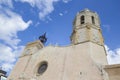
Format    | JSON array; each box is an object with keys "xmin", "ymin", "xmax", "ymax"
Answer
[{"xmin": 0, "ymin": 0, "xmax": 120, "ymax": 74}]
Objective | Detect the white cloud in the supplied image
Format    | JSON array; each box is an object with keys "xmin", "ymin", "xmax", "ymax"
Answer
[
  {"xmin": 105, "ymin": 45, "xmax": 120, "ymax": 64},
  {"xmin": 2, "ymin": 63, "xmax": 14, "ymax": 71},
  {"xmin": 62, "ymin": 0, "xmax": 72, "ymax": 3},
  {"xmin": 0, "ymin": 7, "xmax": 32, "ymax": 48},
  {"xmin": 0, "ymin": 2, "xmax": 32, "ymax": 72},
  {"xmin": 0, "ymin": 43, "xmax": 24, "ymax": 71},
  {"xmin": 59, "ymin": 13, "xmax": 63, "ymax": 16},
  {"xmin": 17, "ymin": 0, "xmax": 59, "ymax": 20},
  {"xmin": 47, "ymin": 16, "xmax": 52, "ymax": 21},
  {"xmin": 15, "ymin": 0, "xmax": 71, "ymax": 20},
  {"xmin": 0, "ymin": 44, "xmax": 15, "ymax": 63},
  {"xmin": 0, "ymin": 0, "xmax": 13, "ymax": 8},
  {"xmin": 35, "ymin": 22, "xmax": 40, "ymax": 27},
  {"xmin": 59, "ymin": 10, "xmax": 68, "ymax": 16},
  {"xmin": 116, "ymin": 48, "xmax": 120, "ymax": 55}
]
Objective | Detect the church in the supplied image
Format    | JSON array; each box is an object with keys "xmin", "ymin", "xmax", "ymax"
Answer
[{"xmin": 8, "ymin": 9, "xmax": 120, "ymax": 80}]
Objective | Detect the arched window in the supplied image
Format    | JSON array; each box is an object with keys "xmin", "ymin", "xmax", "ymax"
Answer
[
  {"xmin": 91, "ymin": 16, "xmax": 95, "ymax": 24},
  {"xmin": 81, "ymin": 15, "xmax": 85, "ymax": 24}
]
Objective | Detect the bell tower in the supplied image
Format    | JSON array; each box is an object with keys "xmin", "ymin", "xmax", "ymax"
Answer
[
  {"xmin": 71, "ymin": 9, "xmax": 107, "ymax": 65},
  {"xmin": 71, "ymin": 9, "xmax": 103, "ymax": 45}
]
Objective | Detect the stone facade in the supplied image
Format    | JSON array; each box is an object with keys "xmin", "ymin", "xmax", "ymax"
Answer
[
  {"xmin": 8, "ymin": 9, "xmax": 120, "ymax": 80},
  {"xmin": 104, "ymin": 64, "xmax": 120, "ymax": 80}
]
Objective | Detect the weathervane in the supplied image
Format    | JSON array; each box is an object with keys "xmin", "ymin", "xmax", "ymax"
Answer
[{"xmin": 39, "ymin": 32, "xmax": 47, "ymax": 44}]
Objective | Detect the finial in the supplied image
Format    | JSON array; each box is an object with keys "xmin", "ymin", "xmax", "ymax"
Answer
[
  {"xmin": 39, "ymin": 32, "xmax": 47, "ymax": 44},
  {"xmin": 84, "ymin": 8, "xmax": 90, "ymax": 11}
]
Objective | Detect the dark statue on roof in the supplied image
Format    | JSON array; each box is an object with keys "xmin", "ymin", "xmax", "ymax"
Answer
[{"xmin": 39, "ymin": 33, "xmax": 47, "ymax": 44}]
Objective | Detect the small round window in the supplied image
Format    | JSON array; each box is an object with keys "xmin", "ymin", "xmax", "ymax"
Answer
[{"xmin": 37, "ymin": 62, "xmax": 48, "ymax": 75}]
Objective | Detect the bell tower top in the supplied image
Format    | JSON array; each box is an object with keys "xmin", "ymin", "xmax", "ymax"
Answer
[
  {"xmin": 71, "ymin": 9, "xmax": 104, "ymax": 45},
  {"xmin": 73, "ymin": 8, "xmax": 100, "ymax": 28}
]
